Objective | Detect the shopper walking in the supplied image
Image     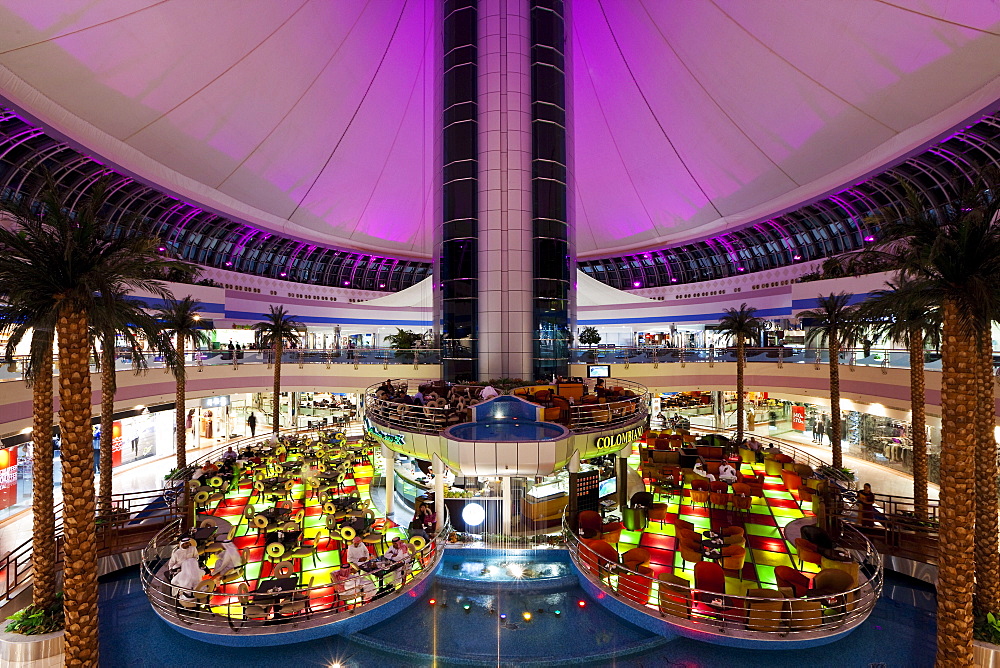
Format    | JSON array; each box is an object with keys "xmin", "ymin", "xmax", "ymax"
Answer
[{"xmin": 247, "ymin": 412, "xmax": 257, "ymax": 437}]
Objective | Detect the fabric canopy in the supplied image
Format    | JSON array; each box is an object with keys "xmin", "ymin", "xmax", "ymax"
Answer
[{"xmin": 1, "ymin": 0, "xmax": 998, "ymax": 259}]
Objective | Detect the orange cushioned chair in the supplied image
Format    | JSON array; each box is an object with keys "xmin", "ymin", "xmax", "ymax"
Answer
[
  {"xmin": 721, "ymin": 544, "xmax": 747, "ymax": 573},
  {"xmin": 619, "ymin": 565, "xmax": 654, "ymax": 605},
  {"xmin": 731, "ymin": 483, "xmax": 753, "ymax": 518},
  {"xmin": 780, "ymin": 469, "xmax": 802, "ymax": 493},
  {"xmin": 774, "ymin": 565, "xmax": 812, "ymax": 598},
  {"xmin": 622, "ymin": 547, "xmax": 652, "ymax": 571},
  {"xmin": 690, "ymin": 479, "xmax": 710, "ymax": 506},
  {"xmin": 709, "ymin": 481, "xmax": 730, "ymax": 509},
  {"xmin": 794, "ymin": 537, "xmax": 824, "ymax": 570},
  {"xmin": 657, "ymin": 573, "xmax": 691, "ymax": 619},
  {"xmin": 579, "ymin": 539, "xmax": 620, "ymax": 579},
  {"xmin": 721, "ymin": 526, "xmax": 745, "ymax": 545}
]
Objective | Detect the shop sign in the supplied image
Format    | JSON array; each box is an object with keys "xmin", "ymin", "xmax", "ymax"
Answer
[
  {"xmin": 201, "ymin": 395, "xmax": 231, "ymax": 409},
  {"xmin": 363, "ymin": 416, "xmax": 405, "ymax": 447},
  {"xmin": 792, "ymin": 406, "xmax": 806, "ymax": 431},
  {"xmin": 594, "ymin": 426, "xmax": 643, "ymax": 449},
  {"xmin": 0, "ymin": 446, "xmax": 17, "ymax": 510}
]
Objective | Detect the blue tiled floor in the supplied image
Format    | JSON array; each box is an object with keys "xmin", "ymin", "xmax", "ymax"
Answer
[{"xmin": 100, "ymin": 568, "xmax": 935, "ymax": 667}]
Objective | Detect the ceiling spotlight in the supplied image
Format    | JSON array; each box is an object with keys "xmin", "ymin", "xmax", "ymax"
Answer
[
  {"xmin": 280, "ymin": 272, "xmax": 287, "ymax": 277},
  {"xmin": 670, "ymin": 278, "xmax": 678, "ymax": 282},
  {"xmin": 343, "ymin": 281, "xmax": 350, "ymax": 286},
  {"xmin": 632, "ymin": 281, "xmax": 641, "ymax": 287},
  {"xmin": 793, "ymin": 255, "xmax": 802, "ymax": 260},
  {"xmin": 864, "ymin": 235, "xmax": 875, "ymax": 242},
  {"xmin": 379, "ymin": 283, "xmax": 386, "ymax": 288}
]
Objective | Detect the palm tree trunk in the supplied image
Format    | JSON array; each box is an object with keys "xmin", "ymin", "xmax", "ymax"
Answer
[
  {"xmin": 30, "ymin": 335, "xmax": 56, "ymax": 609},
  {"xmin": 735, "ymin": 340, "xmax": 745, "ymax": 445},
  {"xmin": 56, "ymin": 303, "xmax": 100, "ymax": 667},
  {"xmin": 175, "ymin": 336, "xmax": 186, "ymax": 469},
  {"xmin": 936, "ymin": 298, "xmax": 977, "ymax": 667},
  {"xmin": 272, "ymin": 341, "xmax": 282, "ymax": 436},
  {"xmin": 98, "ymin": 339, "xmax": 115, "ymax": 516},
  {"xmin": 974, "ymin": 324, "xmax": 999, "ymax": 615},
  {"xmin": 908, "ymin": 328, "xmax": 928, "ymax": 518},
  {"xmin": 828, "ymin": 336, "xmax": 842, "ymax": 469}
]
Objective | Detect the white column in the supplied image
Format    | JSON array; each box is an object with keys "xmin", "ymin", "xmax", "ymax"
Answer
[
  {"xmin": 433, "ymin": 453, "xmax": 446, "ymax": 534},
  {"xmin": 477, "ymin": 0, "xmax": 534, "ymax": 380},
  {"xmin": 501, "ymin": 475, "xmax": 512, "ymax": 535},
  {"xmin": 382, "ymin": 445, "xmax": 395, "ymax": 517}
]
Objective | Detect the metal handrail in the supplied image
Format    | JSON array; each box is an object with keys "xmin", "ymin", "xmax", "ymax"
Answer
[
  {"xmin": 139, "ymin": 516, "xmax": 450, "ymax": 634},
  {"xmin": 0, "ymin": 348, "xmax": 443, "ymax": 383},
  {"xmin": 570, "ymin": 345, "xmax": 953, "ymax": 369},
  {"xmin": 0, "ymin": 488, "xmax": 183, "ymax": 602},
  {"xmin": 561, "ymin": 511, "xmax": 882, "ymax": 638},
  {"xmin": 364, "ymin": 378, "xmax": 649, "ymax": 436}
]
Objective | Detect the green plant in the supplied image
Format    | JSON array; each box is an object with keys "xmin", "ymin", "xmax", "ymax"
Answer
[
  {"xmin": 5, "ymin": 593, "xmax": 64, "ymax": 635},
  {"xmin": 578, "ymin": 326, "xmax": 601, "ymax": 347},
  {"xmin": 383, "ymin": 328, "xmax": 422, "ymax": 351},
  {"xmin": 975, "ymin": 611, "xmax": 1000, "ymax": 645}
]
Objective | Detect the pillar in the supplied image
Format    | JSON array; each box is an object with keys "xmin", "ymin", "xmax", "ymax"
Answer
[
  {"xmin": 433, "ymin": 453, "xmax": 446, "ymax": 534},
  {"xmin": 382, "ymin": 445, "xmax": 395, "ymax": 517},
  {"xmin": 435, "ymin": 0, "xmax": 480, "ymax": 382},
  {"xmin": 501, "ymin": 475, "xmax": 512, "ymax": 534},
  {"xmin": 436, "ymin": 0, "xmax": 574, "ymax": 382}
]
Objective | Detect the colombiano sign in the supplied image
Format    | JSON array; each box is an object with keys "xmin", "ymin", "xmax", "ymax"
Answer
[{"xmin": 594, "ymin": 426, "xmax": 643, "ymax": 450}]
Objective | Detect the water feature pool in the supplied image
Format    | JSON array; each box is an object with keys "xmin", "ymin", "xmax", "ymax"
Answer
[
  {"xmin": 446, "ymin": 419, "xmax": 566, "ymax": 441},
  {"xmin": 438, "ymin": 549, "xmax": 571, "ymax": 583},
  {"xmin": 102, "ymin": 558, "xmax": 936, "ymax": 666}
]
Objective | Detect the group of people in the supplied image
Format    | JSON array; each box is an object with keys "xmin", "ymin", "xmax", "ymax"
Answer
[
  {"xmin": 692, "ymin": 459, "xmax": 739, "ymax": 483},
  {"xmin": 167, "ymin": 533, "xmax": 244, "ymax": 602},
  {"xmin": 334, "ymin": 533, "xmax": 414, "ymax": 606}
]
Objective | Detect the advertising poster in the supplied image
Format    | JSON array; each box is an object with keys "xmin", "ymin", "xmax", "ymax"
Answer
[
  {"xmin": 791, "ymin": 405, "xmax": 807, "ymax": 431},
  {"xmin": 111, "ymin": 420, "xmax": 123, "ymax": 467},
  {"xmin": 0, "ymin": 446, "xmax": 18, "ymax": 510}
]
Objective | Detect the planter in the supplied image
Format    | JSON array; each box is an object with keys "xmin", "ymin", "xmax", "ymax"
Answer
[
  {"xmin": 975, "ymin": 639, "xmax": 1000, "ymax": 667},
  {"xmin": 0, "ymin": 629, "xmax": 64, "ymax": 668}
]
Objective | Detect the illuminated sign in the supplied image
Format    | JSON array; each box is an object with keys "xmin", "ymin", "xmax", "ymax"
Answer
[
  {"xmin": 363, "ymin": 416, "xmax": 406, "ymax": 447},
  {"xmin": 594, "ymin": 426, "xmax": 643, "ymax": 450},
  {"xmin": 201, "ymin": 395, "xmax": 230, "ymax": 408}
]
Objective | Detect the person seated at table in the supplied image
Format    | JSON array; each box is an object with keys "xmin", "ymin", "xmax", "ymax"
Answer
[
  {"xmin": 210, "ymin": 540, "xmax": 243, "ymax": 577},
  {"xmin": 385, "ymin": 537, "xmax": 412, "ymax": 587},
  {"xmin": 167, "ymin": 537, "xmax": 199, "ymax": 573},
  {"xmin": 479, "ymin": 384, "xmax": 499, "ymax": 400},
  {"xmin": 346, "ymin": 535, "xmax": 372, "ymax": 568},
  {"xmin": 201, "ymin": 460, "xmax": 220, "ymax": 476},
  {"xmin": 718, "ymin": 461, "xmax": 738, "ymax": 483},
  {"xmin": 333, "ymin": 563, "xmax": 376, "ymax": 608},
  {"xmin": 407, "ymin": 516, "xmax": 430, "ymax": 542},
  {"xmin": 170, "ymin": 556, "xmax": 205, "ymax": 601},
  {"xmin": 692, "ymin": 461, "xmax": 715, "ymax": 482}
]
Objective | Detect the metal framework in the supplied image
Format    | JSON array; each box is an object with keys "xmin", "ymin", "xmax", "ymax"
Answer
[
  {"xmin": 4, "ymin": 107, "xmax": 1000, "ymax": 292},
  {"xmin": 0, "ymin": 109, "xmax": 431, "ymax": 292},
  {"xmin": 579, "ymin": 111, "xmax": 1000, "ymax": 289}
]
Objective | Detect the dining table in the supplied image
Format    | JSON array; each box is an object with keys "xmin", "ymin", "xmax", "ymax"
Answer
[{"xmin": 251, "ymin": 576, "xmax": 300, "ymax": 613}]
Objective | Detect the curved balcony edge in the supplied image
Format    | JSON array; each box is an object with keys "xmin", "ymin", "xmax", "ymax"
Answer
[{"xmin": 140, "ymin": 519, "xmax": 450, "ymax": 647}]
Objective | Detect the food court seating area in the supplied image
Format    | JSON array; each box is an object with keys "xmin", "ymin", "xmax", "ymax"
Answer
[
  {"xmin": 143, "ymin": 432, "xmax": 439, "ymax": 633},
  {"xmin": 567, "ymin": 435, "xmax": 879, "ymax": 638}
]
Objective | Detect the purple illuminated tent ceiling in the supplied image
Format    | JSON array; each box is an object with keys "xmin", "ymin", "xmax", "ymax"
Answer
[{"xmin": 1, "ymin": 0, "xmax": 999, "ymax": 260}]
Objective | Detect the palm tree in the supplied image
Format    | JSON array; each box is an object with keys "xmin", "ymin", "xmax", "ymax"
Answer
[
  {"xmin": 0, "ymin": 313, "xmax": 56, "ymax": 609},
  {"xmin": 855, "ymin": 277, "xmax": 940, "ymax": 517},
  {"xmin": 831, "ymin": 174, "xmax": 1000, "ymax": 664},
  {"xmin": 155, "ymin": 297, "xmax": 211, "ymax": 470},
  {"xmin": 0, "ymin": 175, "xmax": 176, "ymax": 667},
  {"xmin": 91, "ymin": 291, "xmax": 172, "ymax": 515},
  {"xmin": 253, "ymin": 306, "xmax": 304, "ymax": 437},
  {"xmin": 716, "ymin": 303, "xmax": 764, "ymax": 445},
  {"xmin": 796, "ymin": 293, "xmax": 861, "ymax": 469}
]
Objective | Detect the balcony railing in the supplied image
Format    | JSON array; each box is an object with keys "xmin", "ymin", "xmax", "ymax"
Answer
[
  {"xmin": 0, "ymin": 348, "xmax": 441, "ymax": 383},
  {"xmin": 364, "ymin": 378, "xmax": 648, "ymax": 436},
  {"xmin": 139, "ymin": 517, "xmax": 449, "ymax": 636},
  {"xmin": 562, "ymin": 511, "xmax": 883, "ymax": 641},
  {"xmin": 571, "ymin": 345, "xmax": 954, "ymax": 370}
]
